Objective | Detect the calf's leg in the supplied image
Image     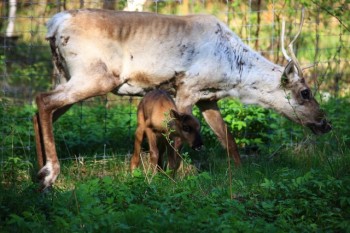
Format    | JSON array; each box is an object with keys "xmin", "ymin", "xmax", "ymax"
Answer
[
  {"xmin": 130, "ymin": 125, "xmax": 145, "ymax": 172},
  {"xmin": 168, "ymin": 137, "xmax": 183, "ymax": 171},
  {"xmin": 145, "ymin": 128, "xmax": 159, "ymax": 172},
  {"xmin": 157, "ymin": 137, "xmax": 167, "ymax": 170}
]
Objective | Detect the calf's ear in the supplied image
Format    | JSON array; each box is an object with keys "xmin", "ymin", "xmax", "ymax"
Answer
[
  {"xmin": 170, "ymin": 109, "xmax": 191, "ymax": 123},
  {"xmin": 170, "ymin": 109, "xmax": 181, "ymax": 120}
]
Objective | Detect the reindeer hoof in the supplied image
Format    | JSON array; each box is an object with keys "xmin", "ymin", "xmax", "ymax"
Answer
[
  {"xmin": 37, "ymin": 162, "xmax": 60, "ymax": 191},
  {"xmin": 37, "ymin": 167, "xmax": 49, "ymax": 180}
]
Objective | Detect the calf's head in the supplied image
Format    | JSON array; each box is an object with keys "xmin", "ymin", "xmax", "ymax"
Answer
[{"xmin": 170, "ymin": 109, "xmax": 203, "ymax": 150}]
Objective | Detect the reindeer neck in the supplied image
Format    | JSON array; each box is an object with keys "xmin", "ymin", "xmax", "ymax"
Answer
[{"xmin": 224, "ymin": 36, "xmax": 285, "ymax": 108}]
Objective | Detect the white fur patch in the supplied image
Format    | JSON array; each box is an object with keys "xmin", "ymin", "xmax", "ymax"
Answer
[
  {"xmin": 40, "ymin": 161, "xmax": 60, "ymax": 188},
  {"xmin": 46, "ymin": 11, "xmax": 72, "ymax": 38}
]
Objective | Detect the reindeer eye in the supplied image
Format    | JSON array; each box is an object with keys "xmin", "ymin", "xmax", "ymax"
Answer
[
  {"xmin": 301, "ymin": 89, "xmax": 311, "ymax": 100},
  {"xmin": 182, "ymin": 125, "xmax": 191, "ymax": 132}
]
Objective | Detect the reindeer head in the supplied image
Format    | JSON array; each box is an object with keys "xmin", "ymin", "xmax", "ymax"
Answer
[
  {"xmin": 279, "ymin": 61, "xmax": 331, "ymax": 134},
  {"xmin": 170, "ymin": 109, "xmax": 203, "ymax": 150},
  {"xmin": 279, "ymin": 8, "xmax": 332, "ymax": 135}
]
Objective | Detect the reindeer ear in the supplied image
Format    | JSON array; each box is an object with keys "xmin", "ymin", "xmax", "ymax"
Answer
[
  {"xmin": 284, "ymin": 61, "xmax": 295, "ymax": 75},
  {"xmin": 281, "ymin": 61, "xmax": 295, "ymax": 87}
]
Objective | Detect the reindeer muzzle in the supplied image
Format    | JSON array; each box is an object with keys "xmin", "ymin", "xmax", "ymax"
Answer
[{"xmin": 307, "ymin": 119, "xmax": 332, "ymax": 135}]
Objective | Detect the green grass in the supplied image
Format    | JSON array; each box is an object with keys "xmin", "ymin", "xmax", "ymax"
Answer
[
  {"xmin": 1, "ymin": 96, "xmax": 350, "ymax": 232},
  {"xmin": 1, "ymin": 144, "xmax": 349, "ymax": 233}
]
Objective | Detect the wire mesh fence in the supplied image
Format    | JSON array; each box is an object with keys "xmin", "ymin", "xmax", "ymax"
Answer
[{"xmin": 1, "ymin": 0, "xmax": 349, "ymax": 166}]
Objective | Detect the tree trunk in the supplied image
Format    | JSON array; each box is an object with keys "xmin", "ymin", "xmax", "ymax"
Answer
[
  {"xmin": 254, "ymin": 0, "xmax": 262, "ymax": 50},
  {"xmin": 6, "ymin": 0, "xmax": 17, "ymax": 37},
  {"xmin": 103, "ymin": 0, "xmax": 116, "ymax": 10}
]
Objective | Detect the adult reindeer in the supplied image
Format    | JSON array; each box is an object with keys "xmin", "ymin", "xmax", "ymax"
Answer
[{"xmin": 34, "ymin": 9, "xmax": 331, "ymax": 190}]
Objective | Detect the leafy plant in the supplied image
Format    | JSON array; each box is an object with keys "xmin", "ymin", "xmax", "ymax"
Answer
[{"xmin": 193, "ymin": 99, "xmax": 303, "ymax": 154}]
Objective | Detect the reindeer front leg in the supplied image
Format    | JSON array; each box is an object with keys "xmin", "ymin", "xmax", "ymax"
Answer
[{"xmin": 196, "ymin": 100, "xmax": 241, "ymax": 166}]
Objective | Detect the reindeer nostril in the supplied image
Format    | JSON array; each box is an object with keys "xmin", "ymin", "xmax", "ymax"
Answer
[{"xmin": 321, "ymin": 119, "xmax": 332, "ymax": 132}]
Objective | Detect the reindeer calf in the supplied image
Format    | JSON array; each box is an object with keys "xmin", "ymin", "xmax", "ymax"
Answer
[{"xmin": 130, "ymin": 90, "xmax": 203, "ymax": 173}]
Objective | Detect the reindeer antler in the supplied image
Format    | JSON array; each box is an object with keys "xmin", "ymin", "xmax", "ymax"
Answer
[
  {"xmin": 281, "ymin": 7, "xmax": 305, "ymax": 78},
  {"xmin": 281, "ymin": 18, "xmax": 290, "ymax": 62}
]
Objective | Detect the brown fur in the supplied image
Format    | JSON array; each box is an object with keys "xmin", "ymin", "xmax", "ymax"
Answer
[
  {"xmin": 130, "ymin": 90, "xmax": 203, "ymax": 173},
  {"xmin": 66, "ymin": 9, "xmax": 190, "ymax": 43}
]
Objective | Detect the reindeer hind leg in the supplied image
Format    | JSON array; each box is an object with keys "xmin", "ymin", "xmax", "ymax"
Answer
[
  {"xmin": 33, "ymin": 113, "xmax": 45, "ymax": 169},
  {"xmin": 35, "ymin": 71, "xmax": 121, "ymax": 190}
]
